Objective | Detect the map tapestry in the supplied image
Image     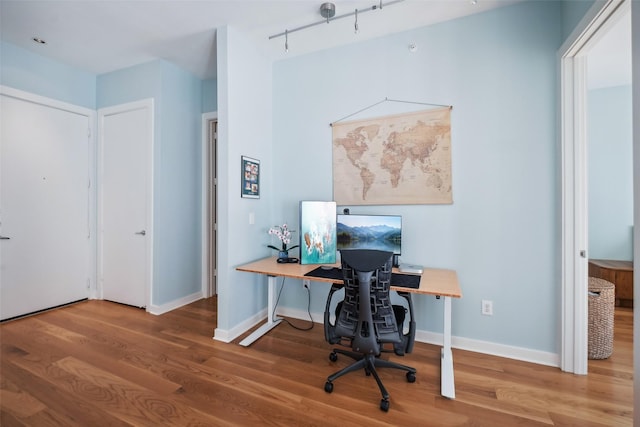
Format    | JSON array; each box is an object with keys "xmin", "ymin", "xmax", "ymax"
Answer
[{"xmin": 332, "ymin": 107, "xmax": 452, "ymax": 205}]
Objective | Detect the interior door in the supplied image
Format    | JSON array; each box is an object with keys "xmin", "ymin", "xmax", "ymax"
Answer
[
  {"xmin": 0, "ymin": 91, "xmax": 91, "ymax": 320},
  {"xmin": 98, "ymin": 100, "xmax": 152, "ymax": 308}
]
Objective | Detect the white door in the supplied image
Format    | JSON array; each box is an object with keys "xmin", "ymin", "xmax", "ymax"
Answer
[
  {"xmin": 0, "ymin": 91, "xmax": 91, "ymax": 320},
  {"xmin": 98, "ymin": 100, "xmax": 153, "ymax": 308}
]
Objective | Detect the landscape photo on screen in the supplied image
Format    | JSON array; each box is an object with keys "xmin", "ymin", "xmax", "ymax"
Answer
[{"xmin": 336, "ymin": 214, "xmax": 401, "ymax": 255}]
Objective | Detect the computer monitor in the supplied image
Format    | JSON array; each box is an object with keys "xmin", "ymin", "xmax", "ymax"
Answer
[
  {"xmin": 299, "ymin": 201, "xmax": 337, "ymax": 265},
  {"xmin": 336, "ymin": 214, "xmax": 402, "ymax": 256}
]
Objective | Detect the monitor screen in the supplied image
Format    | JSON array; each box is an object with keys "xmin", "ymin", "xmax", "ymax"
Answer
[
  {"xmin": 299, "ymin": 201, "xmax": 337, "ymax": 265},
  {"xmin": 336, "ymin": 214, "xmax": 402, "ymax": 255}
]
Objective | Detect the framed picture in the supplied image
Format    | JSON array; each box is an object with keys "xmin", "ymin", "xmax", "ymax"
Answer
[{"xmin": 241, "ymin": 156, "xmax": 260, "ymax": 199}]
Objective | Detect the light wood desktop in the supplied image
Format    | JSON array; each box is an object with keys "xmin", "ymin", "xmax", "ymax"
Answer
[{"xmin": 236, "ymin": 256, "xmax": 462, "ymax": 399}]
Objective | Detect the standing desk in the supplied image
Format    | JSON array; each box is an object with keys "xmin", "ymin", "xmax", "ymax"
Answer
[{"xmin": 236, "ymin": 256, "xmax": 462, "ymax": 399}]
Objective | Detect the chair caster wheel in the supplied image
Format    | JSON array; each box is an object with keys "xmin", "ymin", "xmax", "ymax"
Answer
[
  {"xmin": 380, "ymin": 399, "xmax": 390, "ymax": 412},
  {"xmin": 406, "ymin": 371, "xmax": 416, "ymax": 383},
  {"xmin": 329, "ymin": 352, "xmax": 338, "ymax": 362},
  {"xmin": 324, "ymin": 381, "xmax": 334, "ymax": 393}
]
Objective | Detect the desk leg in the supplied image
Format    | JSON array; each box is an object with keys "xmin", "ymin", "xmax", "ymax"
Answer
[
  {"xmin": 239, "ymin": 275, "xmax": 282, "ymax": 346},
  {"xmin": 441, "ymin": 296, "xmax": 456, "ymax": 399}
]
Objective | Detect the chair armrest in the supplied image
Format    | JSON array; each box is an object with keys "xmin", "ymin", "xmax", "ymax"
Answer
[
  {"xmin": 324, "ymin": 283, "xmax": 344, "ymax": 344},
  {"xmin": 395, "ymin": 291, "xmax": 416, "ymax": 355}
]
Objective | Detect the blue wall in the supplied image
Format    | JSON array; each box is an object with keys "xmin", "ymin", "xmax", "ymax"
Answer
[
  {"xmin": 588, "ymin": 85, "xmax": 633, "ymax": 261},
  {"xmin": 271, "ymin": 1, "xmax": 563, "ymax": 353},
  {"xmin": 1, "ymin": 41, "xmax": 208, "ymax": 309},
  {"xmin": 157, "ymin": 62, "xmax": 203, "ymax": 303},
  {"xmin": 215, "ymin": 26, "xmax": 274, "ymax": 332},
  {"xmin": 2, "ymin": 1, "xmax": 603, "ymax": 358},
  {"xmin": 98, "ymin": 60, "xmax": 203, "ymax": 306},
  {"xmin": 202, "ymin": 78, "xmax": 217, "ymax": 113},
  {"xmin": 561, "ymin": 0, "xmax": 599, "ymax": 41},
  {"xmin": 1, "ymin": 41, "xmax": 96, "ymax": 108}
]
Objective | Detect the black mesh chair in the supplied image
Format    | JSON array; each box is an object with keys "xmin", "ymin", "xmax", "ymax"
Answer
[{"xmin": 323, "ymin": 249, "xmax": 416, "ymax": 411}]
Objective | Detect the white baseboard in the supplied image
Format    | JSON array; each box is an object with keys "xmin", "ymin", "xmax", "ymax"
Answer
[
  {"xmin": 416, "ymin": 330, "xmax": 560, "ymax": 368},
  {"xmin": 265, "ymin": 307, "xmax": 560, "ymax": 368},
  {"xmin": 147, "ymin": 291, "xmax": 204, "ymax": 315},
  {"xmin": 278, "ymin": 306, "xmax": 318, "ymax": 324},
  {"xmin": 213, "ymin": 308, "xmax": 268, "ymax": 343}
]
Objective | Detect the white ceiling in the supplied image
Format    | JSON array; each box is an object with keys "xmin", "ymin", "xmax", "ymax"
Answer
[
  {"xmin": 0, "ymin": 0, "xmax": 522, "ymax": 80},
  {"xmin": 1, "ymin": 0, "xmax": 630, "ymax": 87}
]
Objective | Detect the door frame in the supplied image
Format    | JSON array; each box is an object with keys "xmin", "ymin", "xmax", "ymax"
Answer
[
  {"xmin": 97, "ymin": 99, "xmax": 154, "ymax": 309},
  {"xmin": 201, "ymin": 111, "xmax": 218, "ymax": 297},
  {"xmin": 559, "ymin": 0, "xmax": 628, "ymax": 374}
]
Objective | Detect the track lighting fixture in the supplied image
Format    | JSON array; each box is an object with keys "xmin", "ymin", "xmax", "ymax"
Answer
[
  {"xmin": 285, "ymin": 29, "xmax": 289, "ymax": 53},
  {"xmin": 320, "ymin": 2, "xmax": 335, "ymax": 23},
  {"xmin": 269, "ymin": 0, "xmax": 404, "ymax": 51}
]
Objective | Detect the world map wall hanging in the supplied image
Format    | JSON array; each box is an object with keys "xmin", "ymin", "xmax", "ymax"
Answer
[{"xmin": 332, "ymin": 106, "xmax": 452, "ymax": 205}]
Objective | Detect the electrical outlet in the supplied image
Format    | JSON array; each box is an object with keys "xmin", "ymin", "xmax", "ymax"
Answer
[
  {"xmin": 481, "ymin": 300, "xmax": 493, "ymax": 316},
  {"xmin": 303, "ymin": 279, "xmax": 310, "ymax": 290}
]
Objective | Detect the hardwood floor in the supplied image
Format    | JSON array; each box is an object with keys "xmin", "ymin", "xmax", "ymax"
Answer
[{"xmin": 0, "ymin": 299, "xmax": 633, "ymax": 426}]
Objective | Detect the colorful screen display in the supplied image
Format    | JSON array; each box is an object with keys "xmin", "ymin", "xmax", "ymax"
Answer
[{"xmin": 299, "ymin": 201, "xmax": 337, "ymax": 265}]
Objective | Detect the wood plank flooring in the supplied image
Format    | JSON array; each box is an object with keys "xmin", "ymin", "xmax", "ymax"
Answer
[{"xmin": 0, "ymin": 298, "xmax": 633, "ymax": 426}]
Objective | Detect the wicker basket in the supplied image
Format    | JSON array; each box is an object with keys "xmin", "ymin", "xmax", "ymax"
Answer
[{"xmin": 588, "ymin": 277, "xmax": 615, "ymax": 360}]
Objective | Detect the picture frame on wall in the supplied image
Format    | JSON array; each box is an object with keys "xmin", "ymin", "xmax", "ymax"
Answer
[{"xmin": 241, "ymin": 155, "xmax": 260, "ymax": 199}]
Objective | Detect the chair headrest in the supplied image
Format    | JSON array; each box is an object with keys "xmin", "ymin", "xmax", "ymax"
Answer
[{"xmin": 340, "ymin": 249, "xmax": 393, "ymax": 272}]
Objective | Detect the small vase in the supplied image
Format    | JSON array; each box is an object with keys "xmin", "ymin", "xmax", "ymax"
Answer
[{"xmin": 278, "ymin": 251, "xmax": 289, "ymax": 260}]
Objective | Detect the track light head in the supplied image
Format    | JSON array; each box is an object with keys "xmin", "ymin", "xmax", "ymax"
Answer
[
  {"xmin": 354, "ymin": 9, "xmax": 359, "ymax": 34},
  {"xmin": 320, "ymin": 2, "xmax": 336, "ymax": 21},
  {"xmin": 285, "ymin": 29, "xmax": 289, "ymax": 53}
]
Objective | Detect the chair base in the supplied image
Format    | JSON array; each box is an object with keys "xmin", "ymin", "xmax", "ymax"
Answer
[{"xmin": 324, "ymin": 349, "xmax": 416, "ymax": 412}]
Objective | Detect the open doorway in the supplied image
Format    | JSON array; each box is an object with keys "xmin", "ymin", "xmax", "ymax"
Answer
[
  {"xmin": 202, "ymin": 112, "xmax": 218, "ymax": 297},
  {"xmin": 585, "ymin": 7, "xmax": 633, "ymax": 370},
  {"xmin": 560, "ymin": 0, "xmax": 632, "ymax": 375}
]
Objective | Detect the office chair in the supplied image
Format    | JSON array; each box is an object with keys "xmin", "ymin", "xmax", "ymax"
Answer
[{"xmin": 323, "ymin": 249, "xmax": 417, "ymax": 411}]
